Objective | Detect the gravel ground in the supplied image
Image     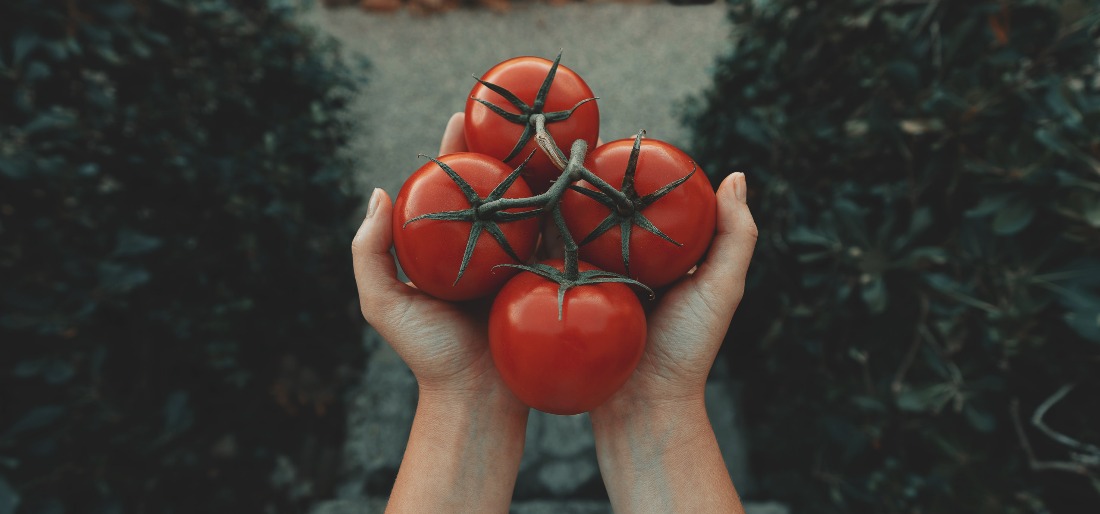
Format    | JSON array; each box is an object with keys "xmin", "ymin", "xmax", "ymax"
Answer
[{"xmin": 301, "ymin": 0, "xmax": 731, "ymax": 197}]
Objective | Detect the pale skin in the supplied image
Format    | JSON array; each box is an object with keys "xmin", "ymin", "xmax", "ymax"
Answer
[{"xmin": 351, "ymin": 113, "xmax": 758, "ymax": 513}]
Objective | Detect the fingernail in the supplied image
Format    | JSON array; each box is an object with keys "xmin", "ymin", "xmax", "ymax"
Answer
[
  {"xmin": 733, "ymin": 172, "xmax": 747, "ymax": 202},
  {"xmin": 366, "ymin": 188, "xmax": 381, "ymax": 219}
]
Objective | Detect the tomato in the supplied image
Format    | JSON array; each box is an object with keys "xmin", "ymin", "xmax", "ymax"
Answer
[
  {"xmin": 489, "ymin": 259, "xmax": 647, "ymax": 415},
  {"xmin": 560, "ymin": 137, "xmax": 716, "ymax": 288},
  {"xmin": 465, "ymin": 55, "xmax": 600, "ymax": 194},
  {"xmin": 392, "ymin": 152, "xmax": 540, "ymax": 301}
]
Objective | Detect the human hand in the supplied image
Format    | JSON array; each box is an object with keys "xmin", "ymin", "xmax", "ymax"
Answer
[
  {"xmin": 350, "ymin": 113, "xmax": 527, "ymax": 513},
  {"xmin": 351, "ymin": 112, "xmax": 520, "ymax": 404},
  {"xmin": 588, "ymin": 171, "xmax": 756, "ymax": 513},
  {"xmin": 596, "ymin": 171, "xmax": 758, "ymax": 413}
]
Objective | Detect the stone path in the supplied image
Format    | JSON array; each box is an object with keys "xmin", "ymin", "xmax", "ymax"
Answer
[
  {"xmin": 301, "ymin": 1, "xmax": 731, "ymax": 196},
  {"xmin": 302, "ymin": 2, "xmax": 788, "ymax": 511}
]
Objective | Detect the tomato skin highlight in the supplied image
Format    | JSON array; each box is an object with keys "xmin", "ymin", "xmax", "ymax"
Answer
[
  {"xmin": 561, "ymin": 138, "xmax": 717, "ymax": 288},
  {"xmin": 392, "ymin": 153, "xmax": 540, "ymax": 301},
  {"xmin": 489, "ymin": 260, "xmax": 647, "ymax": 415},
  {"xmin": 465, "ymin": 56, "xmax": 600, "ymax": 194}
]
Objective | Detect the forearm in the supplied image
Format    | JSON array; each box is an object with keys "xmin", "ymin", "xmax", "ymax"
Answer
[
  {"xmin": 590, "ymin": 396, "xmax": 744, "ymax": 514},
  {"xmin": 386, "ymin": 386, "xmax": 528, "ymax": 513}
]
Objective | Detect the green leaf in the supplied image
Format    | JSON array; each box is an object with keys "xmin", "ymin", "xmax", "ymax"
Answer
[
  {"xmin": 114, "ymin": 230, "xmax": 163, "ymax": 256},
  {"xmin": 1034, "ymin": 127, "xmax": 1074, "ymax": 157},
  {"xmin": 162, "ymin": 390, "xmax": 194, "ymax": 438},
  {"xmin": 97, "ymin": 262, "xmax": 151, "ymax": 293},
  {"xmin": 964, "ymin": 193, "xmax": 1012, "ymax": 218},
  {"xmin": 22, "ymin": 109, "xmax": 76, "ymax": 136},
  {"xmin": 992, "ymin": 197, "xmax": 1035, "ymax": 235},
  {"xmin": 895, "ymin": 389, "xmax": 931, "ymax": 413},
  {"xmin": 896, "ymin": 384, "xmax": 949, "ymax": 413},
  {"xmin": 0, "ymin": 475, "xmax": 19, "ymax": 514},
  {"xmin": 2, "ymin": 405, "xmax": 65, "ymax": 439},
  {"xmin": 1064, "ymin": 307, "xmax": 1100, "ymax": 343},
  {"xmin": 964, "ymin": 404, "xmax": 996, "ymax": 433},
  {"xmin": 861, "ymin": 275, "xmax": 887, "ymax": 313},
  {"xmin": 13, "ymin": 30, "xmax": 39, "ymax": 68},
  {"xmin": 851, "ymin": 395, "xmax": 886, "ymax": 413}
]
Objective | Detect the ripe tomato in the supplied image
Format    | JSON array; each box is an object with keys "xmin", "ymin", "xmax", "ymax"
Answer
[
  {"xmin": 392, "ymin": 152, "xmax": 540, "ymax": 301},
  {"xmin": 560, "ymin": 138, "xmax": 716, "ymax": 288},
  {"xmin": 489, "ymin": 259, "xmax": 647, "ymax": 415},
  {"xmin": 465, "ymin": 56, "xmax": 600, "ymax": 194}
]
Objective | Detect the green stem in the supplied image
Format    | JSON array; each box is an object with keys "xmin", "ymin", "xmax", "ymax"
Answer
[
  {"xmin": 554, "ymin": 204, "xmax": 580, "ymax": 280},
  {"xmin": 532, "ymin": 114, "xmax": 570, "ymax": 172},
  {"xmin": 577, "ymin": 167, "xmax": 634, "ymax": 216}
]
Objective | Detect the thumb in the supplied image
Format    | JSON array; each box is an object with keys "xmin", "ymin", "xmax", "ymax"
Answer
[
  {"xmin": 688, "ymin": 172, "xmax": 758, "ymax": 307},
  {"xmin": 351, "ymin": 188, "xmax": 412, "ymax": 325}
]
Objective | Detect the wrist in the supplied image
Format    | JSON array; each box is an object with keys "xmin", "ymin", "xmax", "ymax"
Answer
[
  {"xmin": 387, "ymin": 380, "xmax": 529, "ymax": 512},
  {"xmin": 590, "ymin": 392, "xmax": 710, "ymax": 450},
  {"xmin": 417, "ymin": 379, "xmax": 530, "ymax": 427},
  {"xmin": 589, "ymin": 391, "xmax": 743, "ymax": 513}
]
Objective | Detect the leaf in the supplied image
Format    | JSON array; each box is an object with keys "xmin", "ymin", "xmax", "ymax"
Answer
[
  {"xmin": 0, "ymin": 157, "xmax": 30, "ymax": 180},
  {"xmin": 904, "ymin": 247, "xmax": 948, "ymax": 265},
  {"xmin": 965, "ymin": 193, "xmax": 1013, "ymax": 218},
  {"xmin": 851, "ymin": 395, "xmax": 886, "ymax": 413},
  {"xmin": 992, "ymin": 197, "xmax": 1035, "ymax": 235},
  {"xmin": 0, "ymin": 475, "xmax": 19, "ymax": 514},
  {"xmin": 896, "ymin": 384, "xmax": 949, "ymax": 413},
  {"xmin": 22, "ymin": 109, "xmax": 77, "ymax": 136},
  {"xmin": 964, "ymin": 404, "xmax": 996, "ymax": 433},
  {"xmin": 787, "ymin": 226, "xmax": 834, "ymax": 246},
  {"xmin": 896, "ymin": 389, "xmax": 930, "ymax": 413},
  {"xmin": 1034, "ymin": 127, "xmax": 1073, "ymax": 157},
  {"xmin": 1063, "ymin": 307, "xmax": 1100, "ymax": 343},
  {"xmin": 114, "ymin": 230, "xmax": 162, "ymax": 257},
  {"xmin": 13, "ymin": 359, "xmax": 42, "ymax": 378},
  {"xmin": 162, "ymin": 390, "xmax": 194, "ymax": 439},
  {"xmin": 43, "ymin": 360, "xmax": 75, "ymax": 385},
  {"xmin": 92, "ymin": 1, "xmax": 136, "ymax": 20},
  {"xmin": 97, "ymin": 262, "xmax": 151, "ymax": 293},
  {"xmin": 13, "ymin": 30, "xmax": 39, "ymax": 68},
  {"xmin": 2, "ymin": 405, "xmax": 64, "ymax": 439},
  {"xmin": 861, "ymin": 275, "xmax": 887, "ymax": 314}
]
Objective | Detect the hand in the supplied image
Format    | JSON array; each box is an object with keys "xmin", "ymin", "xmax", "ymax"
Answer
[
  {"xmin": 352, "ymin": 112, "xmax": 517, "ymax": 401},
  {"xmin": 589, "ymin": 171, "xmax": 757, "ymax": 513},
  {"xmin": 350, "ymin": 112, "xmax": 527, "ymax": 513},
  {"xmin": 600, "ymin": 171, "xmax": 758, "ymax": 410}
]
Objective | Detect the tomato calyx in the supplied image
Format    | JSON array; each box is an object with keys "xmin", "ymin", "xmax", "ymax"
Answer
[
  {"xmin": 403, "ymin": 154, "xmax": 541, "ymax": 286},
  {"xmin": 471, "ymin": 51, "xmax": 599, "ymax": 163},
  {"xmin": 497, "ymin": 261, "xmax": 653, "ymax": 321},
  {"xmin": 569, "ymin": 131, "xmax": 694, "ymax": 274}
]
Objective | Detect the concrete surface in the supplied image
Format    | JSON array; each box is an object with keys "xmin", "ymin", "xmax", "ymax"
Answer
[{"xmin": 301, "ymin": 0, "xmax": 731, "ymax": 197}]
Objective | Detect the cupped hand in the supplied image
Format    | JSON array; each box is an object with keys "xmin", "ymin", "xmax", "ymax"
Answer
[
  {"xmin": 351, "ymin": 113, "xmax": 521, "ymax": 402},
  {"xmin": 594, "ymin": 171, "xmax": 758, "ymax": 413}
]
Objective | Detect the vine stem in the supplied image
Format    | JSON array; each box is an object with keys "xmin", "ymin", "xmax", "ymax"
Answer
[{"xmin": 476, "ymin": 113, "xmax": 636, "ymax": 282}]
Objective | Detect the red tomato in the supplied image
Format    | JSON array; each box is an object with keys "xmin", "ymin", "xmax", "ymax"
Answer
[
  {"xmin": 392, "ymin": 153, "xmax": 540, "ymax": 301},
  {"xmin": 560, "ymin": 138, "xmax": 716, "ymax": 288},
  {"xmin": 489, "ymin": 259, "xmax": 647, "ymax": 415},
  {"xmin": 465, "ymin": 56, "xmax": 600, "ymax": 194}
]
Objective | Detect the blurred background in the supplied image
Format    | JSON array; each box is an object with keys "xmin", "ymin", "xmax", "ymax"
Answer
[{"xmin": 2, "ymin": 1, "xmax": 1099, "ymax": 513}]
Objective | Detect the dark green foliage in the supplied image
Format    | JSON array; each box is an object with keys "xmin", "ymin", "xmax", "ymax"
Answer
[
  {"xmin": 0, "ymin": 0, "xmax": 365, "ymax": 512},
  {"xmin": 687, "ymin": 0, "xmax": 1100, "ymax": 512}
]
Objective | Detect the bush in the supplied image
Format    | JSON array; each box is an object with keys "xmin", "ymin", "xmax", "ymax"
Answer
[
  {"xmin": 687, "ymin": 1, "xmax": 1100, "ymax": 512},
  {"xmin": 0, "ymin": 0, "xmax": 365, "ymax": 512}
]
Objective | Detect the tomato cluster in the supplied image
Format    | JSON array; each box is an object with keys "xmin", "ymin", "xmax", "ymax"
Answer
[{"xmin": 392, "ymin": 53, "xmax": 716, "ymax": 415}]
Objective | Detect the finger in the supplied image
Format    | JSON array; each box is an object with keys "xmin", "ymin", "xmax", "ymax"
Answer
[
  {"xmin": 689, "ymin": 172, "xmax": 758, "ymax": 302},
  {"xmin": 439, "ymin": 112, "xmax": 468, "ymax": 155},
  {"xmin": 351, "ymin": 188, "xmax": 412, "ymax": 323}
]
